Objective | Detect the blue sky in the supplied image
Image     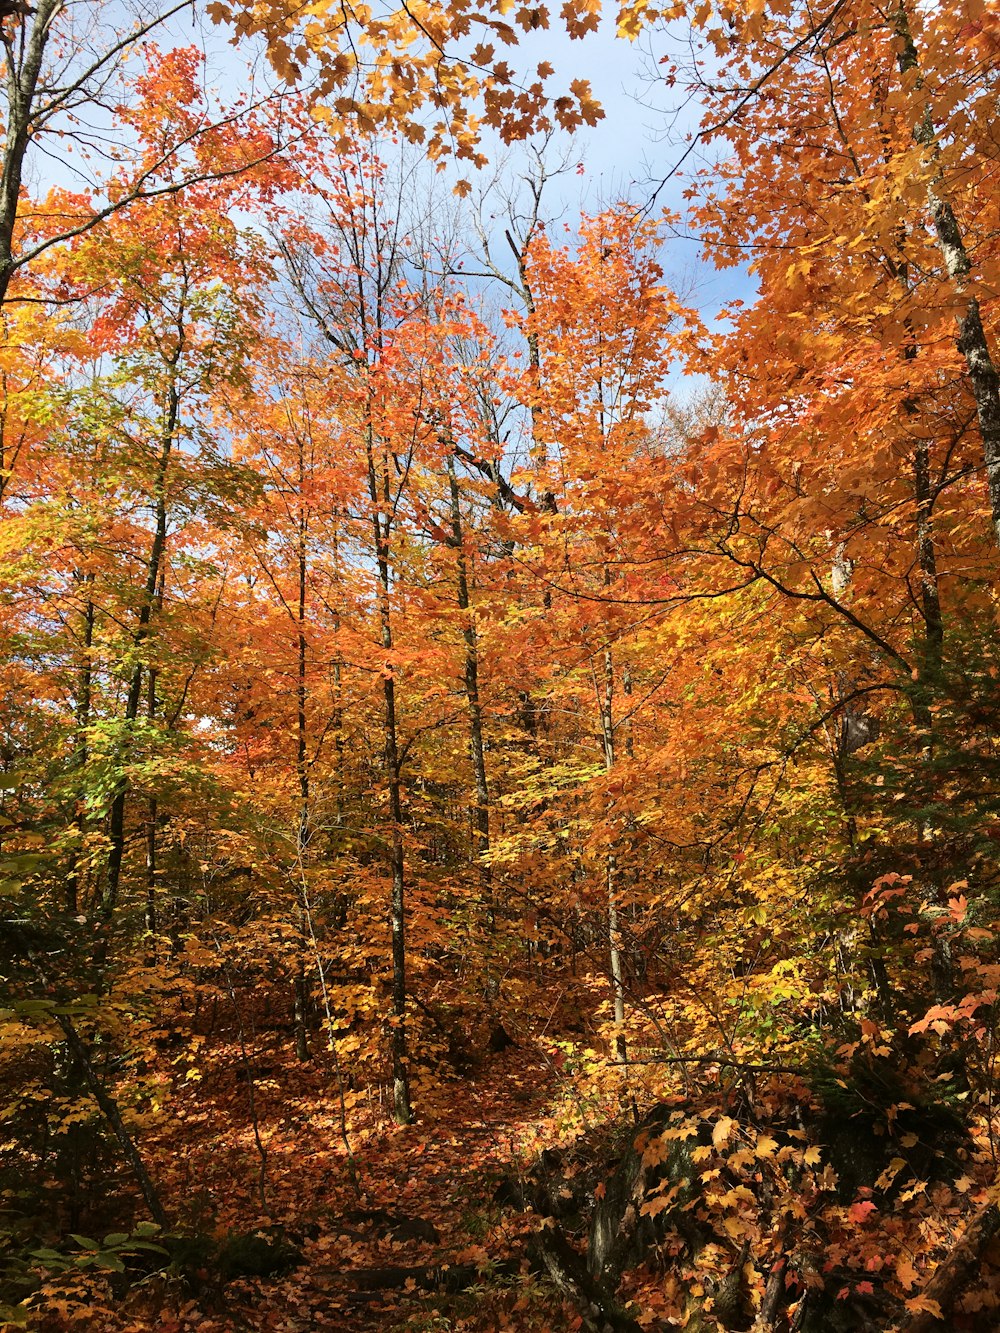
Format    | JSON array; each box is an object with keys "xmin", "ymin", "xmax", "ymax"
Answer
[
  {"xmin": 455, "ymin": 15, "xmax": 758, "ymax": 324},
  {"xmin": 26, "ymin": 0, "xmax": 755, "ymax": 357},
  {"xmin": 171, "ymin": 1, "xmax": 757, "ymax": 328}
]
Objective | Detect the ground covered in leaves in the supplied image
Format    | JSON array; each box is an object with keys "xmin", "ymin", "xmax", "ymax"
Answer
[
  {"xmin": 18, "ymin": 1035, "xmax": 584, "ymax": 1332},
  {"xmin": 12, "ymin": 1007, "xmax": 1000, "ymax": 1333}
]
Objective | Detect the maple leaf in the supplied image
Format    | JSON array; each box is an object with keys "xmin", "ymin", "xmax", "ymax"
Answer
[
  {"xmin": 904, "ymin": 1296, "xmax": 944, "ymax": 1318},
  {"xmin": 896, "ymin": 1256, "xmax": 920, "ymax": 1291},
  {"xmin": 640, "ymin": 1195, "xmax": 672, "ymax": 1218},
  {"xmin": 712, "ymin": 1115, "xmax": 735, "ymax": 1148},
  {"xmin": 641, "ymin": 1135, "xmax": 670, "ymax": 1168}
]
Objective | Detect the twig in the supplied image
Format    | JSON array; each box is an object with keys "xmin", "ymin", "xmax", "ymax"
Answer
[{"xmin": 608, "ymin": 1055, "xmax": 808, "ymax": 1076}]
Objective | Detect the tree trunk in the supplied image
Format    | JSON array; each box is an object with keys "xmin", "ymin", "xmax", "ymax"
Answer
[
  {"xmin": 366, "ymin": 423, "xmax": 412, "ymax": 1125},
  {"xmin": 447, "ymin": 456, "xmax": 493, "ymax": 939},
  {"xmin": 897, "ymin": 1200, "xmax": 1000, "ymax": 1332},
  {"xmin": 599, "ymin": 647, "xmax": 627, "ymax": 1065},
  {"xmin": 68, "ymin": 587, "xmax": 95, "ymax": 916},
  {"xmin": 103, "ymin": 380, "xmax": 177, "ymax": 920},
  {"xmin": 913, "ymin": 439, "xmax": 943, "ymax": 674},
  {"xmin": 0, "ymin": 0, "xmax": 62, "ymax": 306},
  {"xmin": 294, "ymin": 491, "xmax": 312, "ymax": 1063},
  {"xmin": 30, "ymin": 957, "xmax": 169, "ymax": 1230},
  {"xmin": 895, "ymin": 0, "xmax": 1000, "ymax": 550},
  {"xmin": 144, "ymin": 665, "xmax": 158, "ymax": 937}
]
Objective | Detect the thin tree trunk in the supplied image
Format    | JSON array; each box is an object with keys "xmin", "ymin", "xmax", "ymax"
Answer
[
  {"xmin": 103, "ymin": 379, "xmax": 178, "ymax": 919},
  {"xmin": 505, "ymin": 227, "xmax": 543, "ymax": 459},
  {"xmin": 31, "ymin": 957, "xmax": 169, "ymax": 1228},
  {"xmin": 294, "ymin": 490, "xmax": 312, "ymax": 1064},
  {"xmin": 57, "ymin": 1011, "xmax": 169, "ymax": 1227},
  {"xmin": 144, "ymin": 665, "xmax": 158, "ymax": 936},
  {"xmin": 447, "ymin": 456, "xmax": 492, "ymax": 937},
  {"xmin": 599, "ymin": 647, "xmax": 627, "ymax": 1065},
  {"xmin": 0, "ymin": 0, "xmax": 62, "ymax": 306},
  {"xmin": 622, "ymin": 664, "xmax": 634, "ymax": 761},
  {"xmin": 914, "ymin": 439, "xmax": 943, "ymax": 674},
  {"xmin": 366, "ymin": 423, "xmax": 411, "ymax": 1125},
  {"xmin": 68, "ymin": 585, "xmax": 95, "ymax": 915},
  {"xmin": 332, "ymin": 525, "xmax": 346, "ymax": 834}
]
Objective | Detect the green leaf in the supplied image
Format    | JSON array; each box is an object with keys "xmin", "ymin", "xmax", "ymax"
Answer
[{"xmin": 4, "ymin": 854, "xmax": 43, "ymax": 871}]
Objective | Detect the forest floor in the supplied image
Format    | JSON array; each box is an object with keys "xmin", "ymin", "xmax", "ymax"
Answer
[
  {"xmin": 27, "ymin": 1015, "xmax": 1000, "ymax": 1332},
  {"xmin": 55, "ymin": 1035, "xmax": 585, "ymax": 1333}
]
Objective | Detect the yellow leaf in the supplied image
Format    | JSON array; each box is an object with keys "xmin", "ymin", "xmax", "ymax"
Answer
[
  {"xmin": 904, "ymin": 1296, "xmax": 943, "ymax": 1318},
  {"xmin": 640, "ymin": 1195, "xmax": 671, "ymax": 1218},
  {"xmin": 896, "ymin": 1257, "xmax": 920, "ymax": 1291},
  {"xmin": 713, "ymin": 1116, "xmax": 735, "ymax": 1148}
]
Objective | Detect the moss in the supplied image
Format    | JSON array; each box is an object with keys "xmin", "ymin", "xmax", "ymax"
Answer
[
  {"xmin": 216, "ymin": 1228, "xmax": 302, "ymax": 1280},
  {"xmin": 164, "ymin": 1226, "xmax": 302, "ymax": 1283}
]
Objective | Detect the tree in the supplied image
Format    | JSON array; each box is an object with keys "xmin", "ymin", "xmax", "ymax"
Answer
[{"xmin": 0, "ymin": 2, "xmax": 293, "ymax": 307}]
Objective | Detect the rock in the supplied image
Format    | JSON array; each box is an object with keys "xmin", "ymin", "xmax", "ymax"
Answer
[
  {"xmin": 588, "ymin": 1105, "xmax": 704, "ymax": 1285},
  {"xmin": 389, "ymin": 1216, "xmax": 439, "ymax": 1244},
  {"xmin": 529, "ymin": 1229, "xmax": 640, "ymax": 1333},
  {"xmin": 215, "ymin": 1227, "xmax": 303, "ymax": 1280}
]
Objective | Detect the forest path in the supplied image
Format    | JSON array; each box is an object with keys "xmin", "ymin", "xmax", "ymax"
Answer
[{"xmin": 213, "ymin": 1042, "xmax": 564, "ymax": 1333}]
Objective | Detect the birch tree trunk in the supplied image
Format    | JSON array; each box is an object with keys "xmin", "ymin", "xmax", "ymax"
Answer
[
  {"xmin": 598, "ymin": 647, "xmax": 627, "ymax": 1065},
  {"xmin": 894, "ymin": 0, "xmax": 1000, "ymax": 550}
]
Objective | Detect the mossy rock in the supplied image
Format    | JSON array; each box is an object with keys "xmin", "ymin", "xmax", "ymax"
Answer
[
  {"xmin": 165, "ymin": 1227, "xmax": 302, "ymax": 1283},
  {"xmin": 588, "ymin": 1105, "xmax": 705, "ymax": 1284},
  {"xmin": 217, "ymin": 1228, "xmax": 302, "ymax": 1280},
  {"xmin": 811, "ymin": 1053, "xmax": 969, "ymax": 1202}
]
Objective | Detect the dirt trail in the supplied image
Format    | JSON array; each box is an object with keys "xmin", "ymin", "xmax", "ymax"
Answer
[{"xmin": 219, "ymin": 1046, "xmax": 562, "ymax": 1332}]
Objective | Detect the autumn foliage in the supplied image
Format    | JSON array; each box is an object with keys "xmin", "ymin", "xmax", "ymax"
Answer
[{"xmin": 0, "ymin": 0, "xmax": 999, "ymax": 1330}]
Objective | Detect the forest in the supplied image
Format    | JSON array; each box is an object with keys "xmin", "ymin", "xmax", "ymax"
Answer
[{"xmin": 0, "ymin": 0, "xmax": 998, "ymax": 1329}]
